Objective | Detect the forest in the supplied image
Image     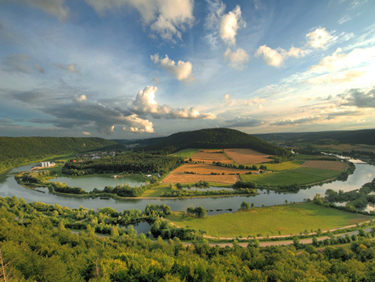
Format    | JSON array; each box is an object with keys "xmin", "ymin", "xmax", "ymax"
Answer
[
  {"xmin": 0, "ymin": 137, "xmax": 122, "ymax": 172},
  {"xmin": 2, "ymin": 195, "xmax": 375, "ymax": 281},
  {"xmin": 63, "ymin": 152, "xmax": 183, "ymax": 174}
]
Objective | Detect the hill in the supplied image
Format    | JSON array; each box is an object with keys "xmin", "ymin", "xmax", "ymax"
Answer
[
  {"xmin": 255, "ymin": 128, "xmax": 375, "ymax": 145},
  {"xmin": 142, "ymin": 128, "xmax": 291, "ymax": 156},
  {"xmin": 0, "ymin": 137, "xmax": 123, "ymax": 171}
]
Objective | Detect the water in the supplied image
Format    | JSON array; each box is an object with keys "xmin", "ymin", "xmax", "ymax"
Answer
[
  {"xmin": 1, "ymin": 161, "xmax": 375, "ymax": 214},
  {"xmin": 49, "ymin": 175, "xmax": 144, "ymax": 192}
]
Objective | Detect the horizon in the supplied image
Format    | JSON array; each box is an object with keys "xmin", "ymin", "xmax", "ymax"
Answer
[{"xmin": 1, "ymin": 0, "xmax": 374, "ymax": 138}]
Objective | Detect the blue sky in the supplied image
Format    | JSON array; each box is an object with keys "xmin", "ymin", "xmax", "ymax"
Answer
[{"xmin": 0, "ymin": 0, "xmax": 374, "ymax": 138}]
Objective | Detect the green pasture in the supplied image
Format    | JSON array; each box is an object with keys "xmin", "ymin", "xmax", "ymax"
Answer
[
  {"xmin": 240, "ymin": 167, "xmax": 342, "ymax": 186},
  {"xmin": 167, "ymin": 202, "xmax": 370, "ymax": 238},
  {"xmin": 171, "ymin": 148, "xmax": 199, "ymax": 159}
]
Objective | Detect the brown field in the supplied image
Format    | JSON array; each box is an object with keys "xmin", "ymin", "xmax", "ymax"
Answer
[
  {"xmin": 163, "ymin": 163, "xmax": 252, "ymax": 184},
  {"xmin": 190, "ymin": 150, "xmax": 232, "ymax": 164},
  {"xmin": 300, "ymin": 160, "xmax": 347, "ymax": 171},
  {"xmin": 163, "ymin": 172, "xmax": 239, "ymax": 184},
  {"xmin": 224, "ymin": 148, "xmax": 271, "ymax": 165}
]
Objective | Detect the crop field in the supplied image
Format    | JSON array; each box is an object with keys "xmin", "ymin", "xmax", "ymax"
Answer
[
  {"xmin": 262, "ymin": 160, "xmax": 304, "ymax": 171},
  {"xmin": 224, "ymin": 148, "xmax": 271, "ymax": 165},
  {"xmin": 172, "ymin": 164, "xmax": 252, "ymax": 175},
  {"xmin": 240, "ymin": 167, "xmax": 342, "ymax": 186},
  {"xmin": 163, "ymin": 171, "xmax": 239, "ymax": 184},
  {"xmin": 167, "ymin": 202, "xmax": 370, "ymax": 238},
  {"xmin": 300, "ymin": 160, "xmax": 347, "ymax": 171},
  {"xmin": 190, "ymin": 150, "xmax": 232, "ymax": 164},
  {"xmin": 172, "ymin": 149, "xmax": 199, "ymax": 159}
]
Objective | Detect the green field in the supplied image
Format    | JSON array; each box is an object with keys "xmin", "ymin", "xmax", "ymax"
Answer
[
  {"xmin": 260, "ymin": 160, "xmax": 304, "ymax": 171},
  {"xmin": 240, "ymin": 167, "xmax": 342, "ymax": 186},
  {"xmin": 142, "ymin": 185, "xmax": 171, "ymax": 197},
  {"xmin": 167, "ymin": 202, "xmax": 370, "ymax": 238},
  {"xmin": 171, "ymin": 148, "xmax": 199, "ymax": 159}
]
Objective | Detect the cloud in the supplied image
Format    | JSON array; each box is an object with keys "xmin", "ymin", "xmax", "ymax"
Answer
[
  {"xmin": 255, "ymin": 45, "xmax": 284, "ymax": 67},
  {"xmin": 338, "ymin": 15, "xmax": 351, "ymax": 24},
  {"xmin": 306, "ymin": 70, "xmax": 365, "ymax": 84},
  {"xmin": 226, "ymin": 116, "xmax": 264, "ymax": 127},
  {"xmin": 82, "ymin": 131, "xmax": 91, "ymax": 135},
  {"xmin": 85, "ymin": 0, "xmax": 194, "ymax": 41},
  {"xmin": 340, "ymin": 87, "xmax": 375, "ymax": 108},
  {"xmin": 219, "ymin": 5, "xmax": 245, "ymax": 45},
  {"xmin": 2, "ymin": 54, "xmax": 32, "ymax": 73},
  {"xmin": 4, "ymin": 89, "xmax": 48, "ymax": 103},
  {"xmin": 223, "ymin": 94, "xmax": 265, "ymax": 107},
  {"xmin": 56, "ymin": 63, "xmax": 81, "ymax": 73},
  {"xmin": 34, "ymin": 63, "xmax": 44, "ymax": 73},
  {"xmin": 306, "ymin": 27, "xmax": 335, "ymax": 49},
  {"xmin": 310, "ymin": 46, "xmax": 375, "ymax": 73},
  {"xmin": 15, "ymin": 0, "xmax": 69, "ymax": 21},
  {"xmin": 255, "ymin": 45, "xmax": 307, "ymax": 67},
  {"xmin": 224, "ymin": 48, "xmax": 250, "ymax": 70},
  {"xmin": 130, "ymin": 86, "xmax": 216, "ymax": 120},
  {"xmin": 151, "ymin": 54, "xmax": 193, "ymax": 81},
  {"xmin": 271, "ymin": 116, "xmax": 322, "ymax": 126},
  {"xmin": 37, "ymin": 95, "xmax": 155, "ymax": 134}
]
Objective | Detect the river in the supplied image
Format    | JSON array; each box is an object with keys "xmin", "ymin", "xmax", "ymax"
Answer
[{"xmin": 1, "ymin": 161, "xmax": 375, "ymax": 214}]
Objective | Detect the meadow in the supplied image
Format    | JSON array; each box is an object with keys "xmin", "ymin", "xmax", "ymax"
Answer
[
  {"xmin": 240, "ymin": 167, "xmax": 343, "ymax": 186},
  {"xmin": 167, "ymin": 202, "xmax": 370, "ymax": 238}
]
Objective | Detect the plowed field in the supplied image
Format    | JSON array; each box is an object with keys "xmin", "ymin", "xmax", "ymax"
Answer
[
  {"xmin": 224, "ymin": 149, "xmax": 271, "ymax": 165},
  {"xmin": 300, "ymin": 160, "xmax": 347, "ymax": 171},
  {"xmin": 163, "ymin": 171, "xmax": 239, "ymax": 184},
  {"xmin": 172, "ymin": 164, "xmax": 252, "ymax": 175},
  {"xmin": 190, "ymin": 150, "xmax": 232, "ymax": 164}
]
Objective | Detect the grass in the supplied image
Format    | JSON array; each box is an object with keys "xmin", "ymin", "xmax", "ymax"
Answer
[
  {"xmin": 240, "ymin": 167, "xmax": 342, "ymax": 186},
  {"xmin": 171, "ymin": 149, "xmax": 199, "ymax": 159},
  {"xmin": 142, "ymin": 185, "xmax": 171, "ymax": 197},
  {"xmin": 167, "ymin": 202, "xmax": 371, "ymax": 238},
  {"xmin": 260, "ymin": 160, "xmax": 304, "ymax": 171}
]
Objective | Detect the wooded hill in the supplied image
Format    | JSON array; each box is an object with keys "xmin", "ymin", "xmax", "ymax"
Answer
[
  {"xmin": 0, "ymin": 137, "xmax": 123, "ymax": 171},
  {"xmin": 140, "ymin": 128, "xmax": 291, "ymax": 156},
  {"xmin": 255, "ymin": 128, "xmax": 375, "ymax": 145}
]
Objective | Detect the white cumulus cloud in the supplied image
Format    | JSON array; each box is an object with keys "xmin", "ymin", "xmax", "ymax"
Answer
[
  {"xmin": 256, "ymin": 45, "xmax": 308, "ymax": 67},
  {"xmin": 219, "ymin": 5, "xmax": 245, "ymax": 46},
  {"xmin": 151, "ymin": 54, "xmax": 193, "ymax": 81},
  {"xmin": 224, "ymin": 48, "xmax": 250, "ymax": 70},
  {"xmin": 306, "ymin": 27, "xmax": 334, "ymax": 49},
  {"xmin": 130, "ymin": 86, "xmax": 216, "ymax": 120},
  {"xmin": 85, "ymin": 0, "xmax": 194, "ymax": 41}
]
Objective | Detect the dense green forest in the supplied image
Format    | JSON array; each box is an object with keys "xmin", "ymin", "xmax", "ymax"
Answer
[
  {"xmin": 2, "ymin": 196, "xmax": 375, "ymax": 281},
  {"xmin": 255, "ymin": 128, "xmax": 375, "ymax": 145},
  {"xmin": 140, "ymin": 128, "xmax": 292, "ymax": 157},
  {"xmin": 64, "ymin": 152, "xmax": 183, "ymax": 174},
  {"xmin": 0, "ymin": 137, "xmax": 123, "ymax": 172}
]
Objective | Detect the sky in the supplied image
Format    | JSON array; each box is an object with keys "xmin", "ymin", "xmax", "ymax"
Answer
[{"xmin": 0, "ymin": 0, "xmax": 374, "ymax": 139}]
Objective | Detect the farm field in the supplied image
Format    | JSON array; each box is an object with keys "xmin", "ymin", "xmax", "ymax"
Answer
[
  {"xmin": 172, "ymin": 148, "xmax": 199, "ymax": 159},
  {"xmin": 224, "ymin": 148, "xmax": 271, "ymax": 165},
  {"xmin": 240, "ymin": 167, "xmax": 342, "ymax": 186},
  {"xmin": 190, "ymin": 150, "xmax": 232, "ymax": 164},
  {"xmin": 315, "ymin": 144, "xmax": 375, "ymax": 153},
  {"xmin": 163, "ymin": 172, "xmax": 239, "ymax": 185},
  {"xmin": 300, "ymin": 160, "xmax": 347, "ymax": 171},
  {"xmin": 167, "ymin": 202, "xmax": 370, "ymax": 238},
  {"xmin": 262, "ymin": 160, "xmax": 304, "ymax": 171}
]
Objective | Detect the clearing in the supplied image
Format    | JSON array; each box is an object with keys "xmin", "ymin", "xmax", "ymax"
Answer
[{"xmin": 167, "ymin": 202, "xmax": 370, "ymax": 238}]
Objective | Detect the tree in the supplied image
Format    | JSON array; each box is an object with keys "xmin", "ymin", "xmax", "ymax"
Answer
[
  {"xmin": 293, "ymin": 236, "xmax": 300, "ymax": 248},
  {"xmin": 194, "ymin": 207, "xmax": 207, "ymax": 218},
  {"xmin": 240, "ymin": 201, "xmax": 250, "ymax": 210}
]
